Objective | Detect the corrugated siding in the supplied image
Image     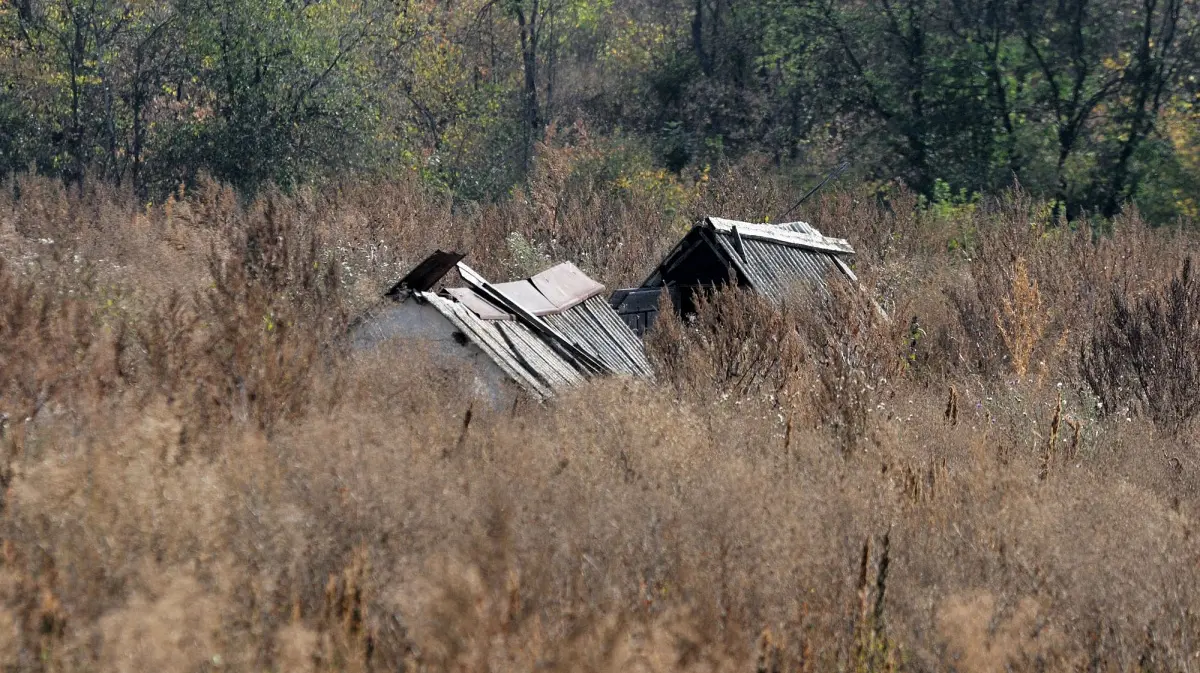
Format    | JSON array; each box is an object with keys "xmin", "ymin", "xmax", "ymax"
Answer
[
  {"xmin": 710, "ymin": 232, "xmax": 841, "ymax": 303},
  {"xmin": 781, "ymin": 220, "xmax": 819, "ymax": 235},
  {"xmin": 423, "ymin": 293, "xmax": 585, "ymax": 400},
  {"xmin": 542, "ymin": 296, "xmax": 655, "ymax": 379}
]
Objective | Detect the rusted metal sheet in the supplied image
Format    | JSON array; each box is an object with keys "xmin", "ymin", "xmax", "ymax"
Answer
[{"xmin": 385, "ymin": 250, "xmax": 465, "ymax": 297}]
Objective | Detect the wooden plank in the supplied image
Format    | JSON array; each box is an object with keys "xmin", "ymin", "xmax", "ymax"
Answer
[
  {"xmin": 701, "ymin": 228, "xmax": 754, "ymax": 290},
  {"xmin": 731, "ymin": 225, "xmax": 747, "ymax": 261},
  {"xmin": 832, "ymin": 256, "xmax": 859, "ymax": 283}
]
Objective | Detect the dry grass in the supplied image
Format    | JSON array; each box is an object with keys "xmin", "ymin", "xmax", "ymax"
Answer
[
  {"xmin": 1, "ymin": 167, "xmax": 1200, "ymax": 672},
  {"xmin": 1083, "ymin": 257, "xmax": 1200, "ymax": 434}
]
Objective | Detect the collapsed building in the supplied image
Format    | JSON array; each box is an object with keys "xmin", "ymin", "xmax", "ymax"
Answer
[
  {"xmin": 609, "ymin": 217, "xmax": 858, "ymax": 335},
  {"xmin": 351, "ymin": 251, "xmax": 653, "ymax": 403},
  {"xmin": 351, "ymin": 217, "xmax": 857, "ymax": 401}
]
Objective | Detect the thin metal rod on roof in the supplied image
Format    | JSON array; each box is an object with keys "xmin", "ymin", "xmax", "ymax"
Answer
[{"xmin": 775, "ymin": 161, "xmax": 850, "ymax": 223}]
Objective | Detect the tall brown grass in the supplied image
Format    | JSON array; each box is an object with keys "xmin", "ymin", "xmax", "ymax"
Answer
[{"xmin": 1, "ymin": 165, "xmax": 1199, "ymax": 672}]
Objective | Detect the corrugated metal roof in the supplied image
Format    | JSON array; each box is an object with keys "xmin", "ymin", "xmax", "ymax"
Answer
[
  {"xmin": 440, "ymin": 261, "xmax": 651, "ymax": 384},
  {"xmin": 698, "ymin": 217, "xmax": 855, "ymax": 302},
  {"xmin": 617, "ymin": 217, "xmax": 857, "ymax": 335},
  {"xmin": 445, "ymin": 287, "xmax": 511, "ymax": 320},
  {"xmin": 542, "ymin": 296, "xmax": 655, "ymax": 379},
  {"xmin": 780, "ymin": 220, "xmax": 819, "ymax": 235},
  {"xmin": 366, "ymin": 254, "xmax": 654, "ymax": 400},
  {"xmin": 708, "ymin": 230, "xmax": 843, "ymax": 303},
  {"xmin": 420, "ymin": 292, "xmax": 586, "ymax": 400},
  {"xmin": 706, "ymin": 217, "xmax": 854, "ymax": 255}
]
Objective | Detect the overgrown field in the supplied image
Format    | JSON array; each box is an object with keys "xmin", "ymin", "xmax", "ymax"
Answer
[{"xmin": 2, "ymin": 168, "xmax": 1200, "ymax": 672}]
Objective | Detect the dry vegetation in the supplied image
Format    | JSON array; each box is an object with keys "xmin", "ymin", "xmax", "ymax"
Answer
[{"xmin": 2, "ymin": 164, "xmax": 1200, "ymax": 673}]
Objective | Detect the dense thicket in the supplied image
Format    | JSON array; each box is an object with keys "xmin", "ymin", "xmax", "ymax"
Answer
[{"xmin": 3, "ymin": 0, "xmax": 1199, "ymax": 218}]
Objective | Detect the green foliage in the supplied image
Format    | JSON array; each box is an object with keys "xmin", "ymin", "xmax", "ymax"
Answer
[
  {"xmin": 159, "ymin": 0, "xmax": 380, "ymax": 192},
  {"xmin": 920, "ymin": 179, "xmax": 980, "ymax": 220},
  {"xmin": 0, "ymin": 0, "xmax": 1198, "ymax": 218}
]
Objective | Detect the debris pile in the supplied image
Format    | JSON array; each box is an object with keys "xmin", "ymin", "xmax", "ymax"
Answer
[{"xmin": 352, "ymin": 252, "xmax": 652, "ymax": 402}]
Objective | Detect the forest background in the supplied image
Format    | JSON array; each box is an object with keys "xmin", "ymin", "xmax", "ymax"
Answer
[{"xmin": 3, "ymin": 0, "xmax": 1200, "ymax": 220}]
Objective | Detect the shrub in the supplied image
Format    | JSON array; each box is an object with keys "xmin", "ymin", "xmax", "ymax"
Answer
[
  {"xmin": 646, "ymin": 283, "xmax": 807, "ymax": 403},
  {"xmin": 1082, "ymin": 257, "xmax": 1200, "ymax": 434}
]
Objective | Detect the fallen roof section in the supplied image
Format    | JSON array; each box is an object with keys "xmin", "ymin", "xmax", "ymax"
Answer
[
  {"xmin": 385, "ymin": 249, "xmax": 465, "ymax": 296},
  {"xmin": 366, "ymin": 253, "xmax": 653, "ymax": 400},
  {"xmin": 418, "ymin": 292, "xmax": 586, "ymax": 399}
]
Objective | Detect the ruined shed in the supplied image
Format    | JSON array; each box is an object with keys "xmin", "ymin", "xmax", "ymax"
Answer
[
  {"xmin": 610, "ymin": 217, "xmax": 857, "ymax": 335},
  {"xmin": 352, "ymin": 252, "xmax": 653, "ymax": 402}
]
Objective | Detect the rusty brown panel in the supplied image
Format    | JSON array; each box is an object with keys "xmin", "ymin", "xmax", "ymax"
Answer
[{"xmin": 385, "ymin": 250, "xmax": 466, "ymax": 297}]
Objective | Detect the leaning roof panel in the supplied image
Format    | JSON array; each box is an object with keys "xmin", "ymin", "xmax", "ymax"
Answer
[
  {"xmin": 530, "ymin": 262, "xmax": 606, "ymax": 311},
  {"xmin": 541, "ymin": 295, "xmax": 655, "ymax": 379},
  {"xmin": 444, "ymin": 287, "xmax": 511, "ymax": 320},
  {"xmin": 422, "ymin": 292, "xmax": 584, "ymax": 399}
]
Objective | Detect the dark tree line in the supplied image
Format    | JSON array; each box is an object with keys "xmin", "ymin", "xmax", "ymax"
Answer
[{"xmin": 2, "ymin": 0, "xmax": 1199, "ymax": 218}]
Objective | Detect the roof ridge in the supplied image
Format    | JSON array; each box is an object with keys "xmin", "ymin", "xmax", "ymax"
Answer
[{"xmin": 705, "ymin": 217, "xmax": 854, "ymax": 255}]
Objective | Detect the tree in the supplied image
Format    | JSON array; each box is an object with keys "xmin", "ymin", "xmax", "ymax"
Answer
[
  {"xmin": 157, "ymin": 0, "xmax": 380, "ymax": 192},
  {"xmin": 1097, "ymin": 0, "xmax": 1196, "ymax": 217}
]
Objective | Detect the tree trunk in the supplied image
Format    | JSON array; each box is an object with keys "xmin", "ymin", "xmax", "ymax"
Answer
[
  {"xmin": 692, "ymin": 0, "xmax": 711, "ymax": 76},
  {"xmin": 1102, "ymin": 0, "xmax": 1178, "ymax": 217},
  {"xmin": 516, "ymin": 1, "xmax": 540, "ymax": 169}
]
